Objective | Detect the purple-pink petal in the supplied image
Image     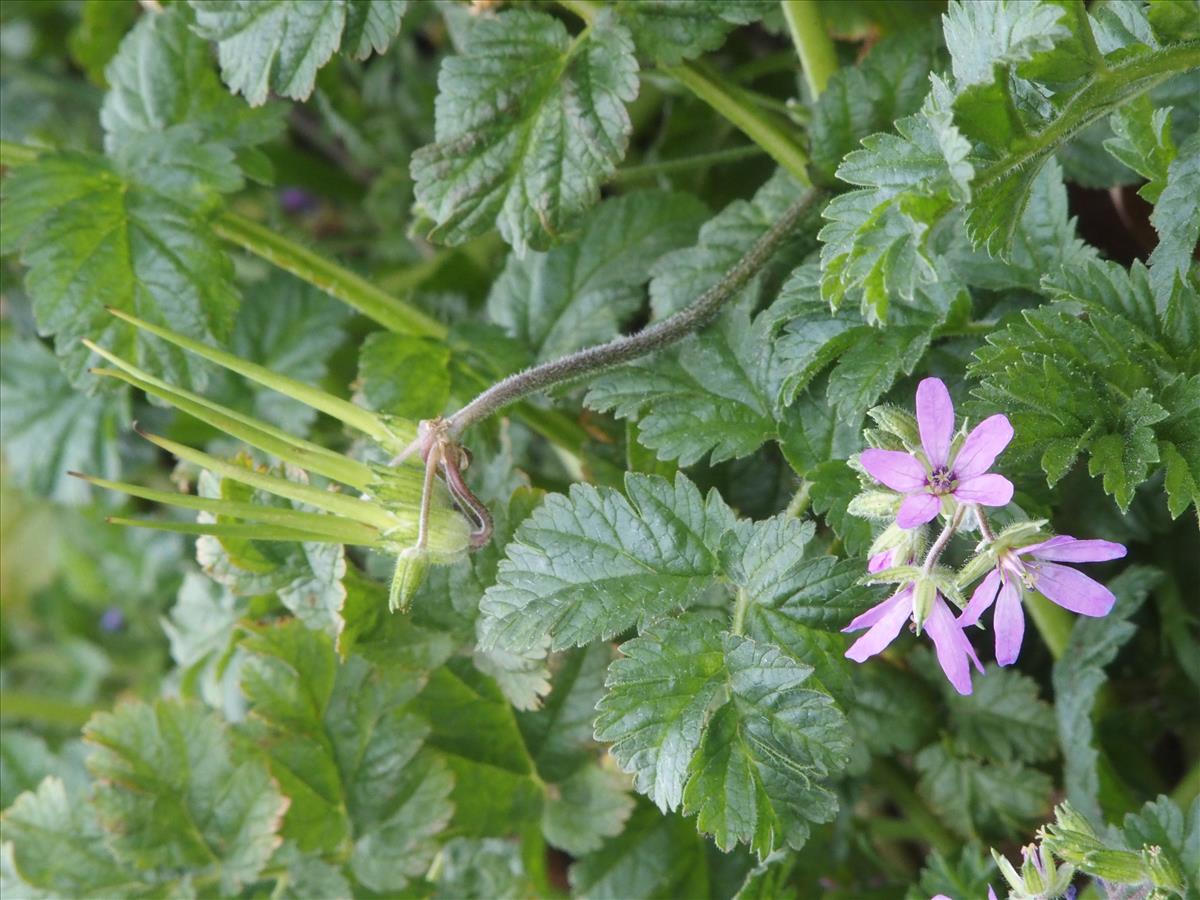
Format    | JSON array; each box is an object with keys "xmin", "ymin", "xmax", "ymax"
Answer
[
  {"xmin": 1032, "ymin": 563, "xmax": 1116, "ymax": 617},
  {"xmin": 859, "ymin": 449, "xmax": 927, "ymax": 493},
  {"xmin": 925, "ymin": 596, "xmax": 982, "ymax": 695},
  {"xmin": 845, "ymin": 590, "xmax": 913, "ymax": 662},
  {"xmin": 916, "ymin": 378, "xmax": 955, "ymax": 468},
  {"xmin": 897, "ymin": 492, "xmax": 940, "ymax": 528},
  {"xmin": 993, "ymin": 578, "xmax": 1025, "ymax": 666},
  {"xmin": 953, "ymin": 414, "xmax": 1014, "ymax": 479},
  {"xmin": 959, "ymin": 569, "xmax": 1000, "ymax": 627},
  {"xmin": 868, "ymin": 548, "xmax": 898, "ymax": 573},
  {"xmin": 1019, "ymin": 535, "xmax": 1127, "ymax": 563},
  {"xmin": 953, "ymin": 473, "xmax": 1014, "ymax": 506},
  {"xmin": 842, "ymin": 587, "xmax": 910, "ymax": 633}
]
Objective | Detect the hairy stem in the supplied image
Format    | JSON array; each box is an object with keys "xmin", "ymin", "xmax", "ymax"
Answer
[
  {"xmin": 781, "ymin": 0, "xmax": 838, "ymax": 98},
  {"xmin": 1025, "ymin": 591, "xmax": 1073, "ymax": 660},
  {"xmin": 446, "ymin": 188, "xmax": 823, "ymax": 437},
  {"xmin": 975, "ymin": 506, "xmax": 997, "ymax": 542},
  {"xmin": 922, "ymin": 505, "xmax": 965, "ymax": 574},
  {"xmin": 730, "ymin": 588, "xmax": 751, "ymax": 637}
]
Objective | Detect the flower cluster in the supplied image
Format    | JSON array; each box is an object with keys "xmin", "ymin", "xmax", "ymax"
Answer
[{"xmin": 843, "ymin": 378, "xmax": 1125, "ymax": 694}]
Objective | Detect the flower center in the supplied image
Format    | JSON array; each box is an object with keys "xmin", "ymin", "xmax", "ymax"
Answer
[{"xmin": 927, "ymin": 465, "xmax": 957, "ymax": 495}]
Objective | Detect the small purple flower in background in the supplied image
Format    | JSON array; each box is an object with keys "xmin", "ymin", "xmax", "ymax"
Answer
[
  {"xmin": 99, "ymin": 606, "xmax": 126, "ymax": 633},
  {"xmin": 860, "ymin": 378, "xmax": 1014, "ymax": 529},
  {"xmin": 843, "ymin": 583, "xmax": 983, "ymax": 695},
  {"xmin": 960, "ymin": 536, "xmax": 1126, "ymax": 664},
  {"xmin": 279, "ymin": 186, "xmax": 319, "ymax": 215}
]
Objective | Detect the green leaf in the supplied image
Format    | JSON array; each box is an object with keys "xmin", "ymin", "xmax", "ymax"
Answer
[
  {"xmin": 1148, "ymin": 130, "xmax": 1200, "ymax": 304},
  {"xmin": 914, "ymin": 743, "xmax": 1052, "ymax": 840},
  {"xmin": 724, "ymin": 515, "xmax": 875, "ymax": 694},
  {"xmin": 682, "ymin": 634, "xmax": 849, "ymax": 856},
  {"xmin": 0, "ymin": 732, "xmax": 87, "ymax": 810},
  {"xmin": 189, "ymin": 0, "xmax": 407, "ymax": 106},
  {"xmin": 1, "ymin": 152, "xmax": 239, "ymax": 389},
  {"xmin": 809, "ymin": 28, "xmax": 945, "ymax": 181},
  {"xmin": 945, "ymin": 666, "xmax": 1057, "ymax": 763},
  {"xmin": 479, "ymin": 473, "xmax": 734, "ymax": 653},
  {"xmin": 1103, "ymin": 95, "xmax": 1176, "ymax": 203},
  {"xmin": 1, "ymin": 776, "xmax": 147, "ymax": 898},
  {"xmin": 569, "ymin": 802, "xmax": 734, "ymax": 900},
  {"xmin": 101, "ymin": 5, "xmax": 285, "ymax": 172},
  {"xmin": 84, "ymin": 698, "xmax": 287, "ymax": 893},
  {"xmin": 487, "ymin": 190, "xmax": 707, "ymax": 362},
  {"xmin": 0, "ymin": 337, "xmax": 126, "ymax": 504},
  {"xmin": 431, "ymin": 838, "xmax": 536, "ymax": 900},
  {"xmin": 970, "ymin": 260, "xmax": 1200, "ymax": 514},
  {"xmin": 518, "ymin": 642, "xmax": 613, "ymax": 782},
  {"xmin": 542, "ymin": 763, "xmax": 635, "ymax": 856},
  {"xmin": 357, "ymin": 333, "xmax": 450, "ymax": 421},
  {"xmin": 411, "ymin": 9, "xmax": 638, "ymax": 255},
  {"xmin": 614, "ymin": 0, "xmax": 772, "ymax": 66},
  {"xmin": 68, "ymin": 0, "xmax": 139, "ymax": 87},
  {"xmin": 238, "ymin": 621, "xmax": 453, "ymax": 890},
  {"xmin": 594, "ymin": 617, "xmax": 728, "ymax": 813},
  {"xmin": 411, "ymin": 660, "xmax": 543, "ymax": 838},
  {"xmin": 1123, "ymin": 795, "xmax": 1195, "ymax": 893},
  {"xmin": 907, "ymin": 846, "xmax": 997, "ymax": 900},
  {"xmin": 1052, "ymin": 567, "xmax": 1161, "ymax": 824},
  {"xmin": 807, "ymin": 460, "xmax": 875, "ymax": 556}
]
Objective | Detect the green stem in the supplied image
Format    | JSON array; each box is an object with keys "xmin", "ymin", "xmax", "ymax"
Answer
[
  {"xmin": 1170, "ymin": 757, "xmax": 1200, "ymax": 808},
  {"xmin": 213, "ymin": 212, "xmax": 446, "ymax": 338},
  {"xmin": 786, "ymin": 479, "xmax": 812, "ymax": 517},
  {"xmin": 661, "ymin": 61, "xmax": 811, "ymax": 185},
  {"xmin": 613, "ymin": 145, "xmax": 765, "ymax": 182},
  {"xmin": 781, "ymin": 0, "xmax": 838, "ymax": 98},
  {"xmin": 870, "ymin": 759, "xmax": 958, "ymax": 857},
  {"xmin": 1026, "ymin": 590, "xmax": 1074, "ymax": 660}
]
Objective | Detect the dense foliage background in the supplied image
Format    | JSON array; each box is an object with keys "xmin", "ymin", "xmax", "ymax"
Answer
[{"xmin": 1, "ymin": 1, "xmax": 1197, "ymax": 898}]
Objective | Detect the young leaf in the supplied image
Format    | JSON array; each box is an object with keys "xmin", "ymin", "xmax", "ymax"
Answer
[
  {"xmin": 487, "ymin": 190, "xmax": 708, "ymax": 362},
  {"xmin": 84, "ymin": 698, "xmax": 288, "ymax": 893},
  {"xmin": 914, "ymin": 744, "xmax": 1052, "ymax": 840},
  {"xmin": 478, "ymin": 473, "xmax": 735, "ymax": 653},
  {"xmin": 944, "ymin": 666, "xmax": 1057, "ymax": 763},
  {"xmin": 411, "ymin": 9, "xmax": 638, "ymax": 255},
  {"xmin": 542, "ymin": 763, "xmax": 635, "ymax": 856},
  {"xmin": 1148, "ymin": 130, "xmax": 1200, "ymax": 304},
  {"xmin": 1, "ymin": 153, "xmax": 238, "ymax": 389},
  {"xmin": 189, "ymin": 0, "xmax": 407, "ymax": 106}
]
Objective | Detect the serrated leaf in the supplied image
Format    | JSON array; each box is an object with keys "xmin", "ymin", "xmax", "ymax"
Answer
[
  {"xmin": 68, "ymin": 0, "xmax": 139, "ymax": 87},
  {"xmin": 1, "ymin": 777, "xmax": 147, "ymax": 898},
  {"xmin": 1104, "ymin": 96, "xmax": 1176, "ymax": 203},
  {"xmin": 807, "ymin": 459, "xmax": 876, "ymax": 556},
  {"xmin": 432, "ymin": 838, "xmax": 535, "ymax": 900},
  {"xmin": 907, "ymin": 846, "xmax": 998, "ymax": 900},
  {"xmin": 615, "ymin": 0, "xmax": 772, "ymax": 66},
  {"xmin": 1148, "ymin": 130, "xmax": 1200, "ymax": 304},
  {"xmin": 411, "ymin": 660, "xmax": 543, "ymax": 838},
  {"xmin": 102, "ymin": 5, "xmax": 284, "ymax": 174},
  {"xmin": 941, "ymin": 0, "xmax": 1071, "ymax": 87},
  {"xmin": 518, "ymin": 642, "xmax": 612, "ymax": 781},
  {"xmin": 239, "ymin": 623, "xmax": 452, "ymax": 892},
  {"xmin": 1052, "ymin": 567, "xmax": 1161, "ymax": 824},
  {"xmin": 914, "ymin": 743, "xmax": 1052, "ymax": 840},
  {"xmin": 487, "ymin": 190, "xmax": 707, "ymax": 362},
  {"xmin": 724, "ymin": 515, "xmax": 875, "ymax": 694},
  {"xmin": 189, "ymin": 0, "xmax": 407, "ymax": 106},
  {"xmin": 1122, "ymin": 795, "xmax": 1195, "ymax": 891},
  {"xmin": 945, "ymin": 665, "xmax": 1057, "ymax": 763},
  {"xmin": 411, "ymin": 9, "xmax": 638, "ymax": 255},
  {"xmin": 809, "ymin": 29, "xmax": 946, "ymax": 180},
  {"xmin": 479, "ymin": 473, "xmax": 734, "ymax": 653},
  {"xmin": 594, "ymin": 617, "xmax": 728, "ymax": 813},
  {"xmin": 1, "ymin": 152, "xmax": 239, "ymax": 389},
  {"xmin": 682, "ymin": 634, "xmax": 848, "ymax": 856},
  {"xmin": 0, "ymin": 337, "xmax": 126, "ymax": 504},
  {"xmin": 84, "ymin": 698, "xmax": 287, "ymax": 893}
]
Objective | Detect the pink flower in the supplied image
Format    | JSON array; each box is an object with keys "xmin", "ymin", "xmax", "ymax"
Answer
[
  {"xmin": 867, "ymin": 547, "xmax": 899, "ymax": 573},
  {"xmin": 843, "ymin": 584, "xmax": 983, "ymax": 695},
  {"xmin": 860, "ymin": 378, "xmax": 1014, "ymax": 529},
  {"xmin": 959, "ymin": 536, "xmax": 1126, "ymax": 664}
]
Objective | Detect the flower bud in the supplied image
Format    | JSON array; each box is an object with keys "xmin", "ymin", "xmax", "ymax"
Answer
[
  {"xmin": 389, "ymin": 547, "xmax": 430, "ymax": 612},
  {"xmin": 912, "ymin": 578, "xmax": 937, "ymax": 633},
  {"xmin": 867, "ymin": 403, "xmax": 920, "ymax": 450},
  {"xmin": 848, "ymin": 490, "xmax": 901, "ymax": 521}
]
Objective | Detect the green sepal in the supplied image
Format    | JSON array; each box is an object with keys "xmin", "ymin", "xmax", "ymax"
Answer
[{"xmin": 389, "ymin": 548, "xmax": 430, "ymax": 613}]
